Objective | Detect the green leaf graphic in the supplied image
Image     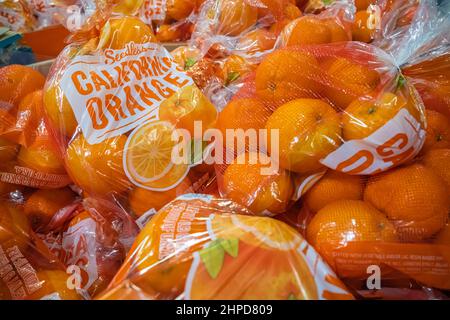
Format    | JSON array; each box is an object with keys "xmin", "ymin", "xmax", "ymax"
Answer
[
  {"xmin": 185, "ymin": 58, "xmax": 197, "ymax": 70},
  {"xmin": 395, "ymin": 74, "xmax": 406, "ymax": 90},
  {"xmin": 226, "ymin": 72, "xmax": 240, "ymax": 85},
  {"xmin": 199, "ymin": 240, "xmax": 225, "ymax": 279},
  {"xmin": 219, "ymin": 238, "xmax": 239, "ymax": 258}
]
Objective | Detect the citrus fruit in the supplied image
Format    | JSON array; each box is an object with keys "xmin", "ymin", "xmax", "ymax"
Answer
[
  {"xmin": 99, "ymin": 17, "xmax": 156, "ymax": 50},
  {"xmin": 307, "ymin": 199, "xmax": 397, "ymax": 250},
  {"xmin": 265, "ymin": 99, "xmax": 342, "ymax": 174},
  {"xmin": 421, "ymin": 110, "xmax": 450, "ymax": 154},
  {"xmin": 24, "ymin": 188, "xmax": 77, "ymax": 231},
  {"xmin": 0, "ymin": 181, "xmax": 22, "ymax": 196},
  {"xmin": 156, "ymin": 24, "xmax": 183, "ymax": 42},
  {"xmin": 217, "ymin": 98, "xmax": 273, "ymax": 153},
  {"xmin": 158, "ymin": 85, "xmax": 217, "ymax": 137},
  {"xmin": 286, "ymin": 17, "xmax": 331, "ymax": 46},
  {"xmin": 170, "ymin": 46, "xmax": 201, "ymax": 71},
  {"xmin": 27, "ymin": 269, "xmax": 82, "ymax": 300},
  {"xmin": 17, "ymin": 135, "xmax": 66, "ymax": 175},
  {"xmin": 14, "ymin": 90, "xmax": 43, "ymax": 146},
  {"xmin": 219, "ymin": 54, "xmax": 255, "ymax": 85},
  {"xmin": 113, "ymin": 0, "xmax": 144, "ymax": 15},
  {"xmin": 128, "ymin": 176, "xmax": 192, "ymax": 217},
  {"xmin": 352, "ymin": 10, "xmax": 375, "ymax": 43},
  {"xmin": 66, "ymin": 134, "xmax": 131, "ymax": 196},
  {"xmin": 237, "ymin": 28, "xmax": 277, "ymax": 55},
  {"xmin": 364, "ymin": 164, "xmax": 449, "ymax": 241},
  {"xmin": 342, "ymin": 92, "xmax": 423, "ymax": 140},
  {"xmin": 217, "ymin": 0, "xmax": 258, "ymax": 36},
  {"xmin": 304, "ymin": 170, "xmax": 364, "ymax": 213},
  {"xmin": 0, "ymin": 202, "xmax": 30, "ymax": 251},
  {"xmin": 0, "ymin": 65, "xmax": 45, "ymax": 111},
  {"xmin": 322, "ymin": 56, "xmax": 380, "ymax": 110},
  {"xmin": 421, "ymin": 149, "xmax": 450, "ymax": 195},
  {"xmin": 222, "ymin": 152, "xmax": 294, "ymax": 215},
  {"xmin": 255, "ymin": 50, "xmax": 323, "ymax": 106},
  {"xmin": 166, "ymin": 0, "xmax": 195, "ymax": 20},
  {"xmin": 324, "ymin": 19, "xmax": 350, "ymax": 42},
  {"xmin": 43, "ymin": 84, "xmax": 78, "ymax": 137},
  {"xmin": 355, "ymin": 0, "xmax": 374, "ymax": 10}
]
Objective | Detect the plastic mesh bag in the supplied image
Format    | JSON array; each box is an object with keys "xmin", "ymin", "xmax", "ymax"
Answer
[{"xmin": 98, "ymin": 194, "xmax": 354, "ymax": 300}]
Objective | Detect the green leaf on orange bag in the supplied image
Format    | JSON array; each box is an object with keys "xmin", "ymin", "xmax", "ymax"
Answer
[
  {"xmin": 185, "ymin": 58, "xmax": 197, "ymax": 70},
  {"xmin": 226, "ymin": 72, "xmax": 240, "ymax": 85},
  {"xmin": 199, "ymin": 240, "xmax": 225, "ymax": 279},
  {"xmin": 219, "ymin": 238, "xmax": 239, "ymax": 258}
]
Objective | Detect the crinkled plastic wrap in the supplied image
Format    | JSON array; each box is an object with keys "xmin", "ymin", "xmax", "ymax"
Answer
[
  {"xmin": 0, "ymin": 0, "xmax": 37, "ymax": 32},
  {"xmin": 98, "ymin": 194, "xmax": 354, "ymax": 300},
  {"xmin": 43, "ymin": 3, "xmax": 217, "ymax": 223},
  {"xmin": 36, "ymin": 197, "xmax": 139, "ymax": 298},
  {"xmin": 0, "ymin": 64, "xmax": 71, "ymax": 192},
  {"xmin": 0, "ymin": 200, "xmax": 82, "ymax": 300}
]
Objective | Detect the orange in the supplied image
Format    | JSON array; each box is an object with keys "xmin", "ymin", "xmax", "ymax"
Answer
[
  {"xmin": 158, "ymin": 85, "xmax": 217, "ymax": 136},
  {"xmin": 304, "ymin": 170, "xmax": 364, "ymax": 213},
  {"xmin": 219, "ymin": 54, "xmax": 255, "ymax": 85},
  {"xmin": 306, "ymin": 200, "xmax": 397, "ymax": 269},
  {"xmin": 128, "ymin": 177, "xmax": 192, "ymax": 217},
  {"xmin": 322, "ymin": 56, "xmax": 380, "ymax": 110},
  {"xmin": 24, "ymin": 188, "xmax": 77, "ymax": 231},
  {"xmin": 364, "ymin": 164, "xmax": 449, "ymax": 241},
  {"xmin": 99, "ymin": 17, "xmax": 156, "ymax": 50},
  {"xmin": 0, "ymin": 202, "xmax": 30, "ymax": 251},
  {"xmin": 17, "ymin": 134, "xmax": 66, "ymax": 175},
  {"xmin": 65, "ymin": 134, "xmax": 131, "ymax": 196},
  {"xmin": 156, "ymin": 24, "xmax": 183, "ymax": 42},
  {"xmin": 217, "ymin": 0, "xmax": 258, "ymax": 36},
  {"xmin": 217, "ymin": 98, "xmax": 273, "ymax": 132},
  {"xmin": 166, "ymin": 0, "xmax": 195, "ymax": 20},
  {"xmin": 352, "ymin": 10, "xmax": 375, "ymax": 43},
  {"xmin": 421, "ymin": 149, "xmax": 450, "ymax": 195},
  {"xmin": 27, "ymin": 269, "xmax": 82, "ymax": 300},
  {"xmin": 113, "ymin": 0, "xmax": 144, "ymax": 15},
  {"xmin": 14, "ymin": 90, "xmax": 43, "ymax": 146},
  {"xmin": 170, "ymin": 46, "xmax": 201, "ymax": 71},
  {"xmin": 222, "ymin": 152, "xmax": 294, "ymax": 215},
  {"xmin": 43, "ymin": 84, "xmax": 78, "ymax": 137},
  {"xmin": 265, "ymin": 99, "xmax": 342, "ymax": 174},
  {"xmin": 421, "ymin": 110, "xmax": 450, "ymax": 154},
  {"xmin": 255, "ymin": 50, "xmax": 323, "ymax": 106},
  {"xmin": 286, "ymin": 17, "xmax": 330, "ymax": 46},
  {"xmin": 342, "ymin": 92, "xmax": 422, "ymax": 140},
  {"xmin": 237, "ymin": 28, "xmax": 277, "ymax": 55},
  {"xmin": 324, "ymin": 18, "xmax": 350, "ymax": 42},
  {"xmin": 0, "ymin": 65, "xmax": 45, "ymax": 111}
]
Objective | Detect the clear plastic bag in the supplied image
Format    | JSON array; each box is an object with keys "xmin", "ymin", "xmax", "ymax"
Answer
[
  {"xmin": 0, "ymin": 65, "xmax": 71, "ymax": 190},
  {"xmin": 43, "ymin": 1, "xmax": 217, "ymax": 223},
  {"xmin": 98, "ymin": 194, "xmax": 354, "ymax": 300},
  {"xmin": 0, "ymin": 200, "xmax": 83, "ymax": 300}
]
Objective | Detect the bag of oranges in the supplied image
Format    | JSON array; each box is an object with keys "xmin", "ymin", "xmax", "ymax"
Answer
[
  {"xmin": 35, "ymin": 196, "xmax": 139, "ymax": 299},
  {"xmin": 0, "ymin": 64, "xmax": 72, "ymax": 194},
  {"xmin": 43, "ymin": 0, "xmax": 217, "ymax": 224},
  {"xmin": 0, "ymin": 0, "xmax": 37, "ymax": 32},
  {"xmin": 294, "ymin": 0, "xmax": 450, "ymax": 294},
  {"xmin": 215, "ymin": 0, "xmax": 450, "ymax": 216},
  {"xmin": 98, "ymin": 194, "xmax": 354, "ymax": 300},
  {"xmin": 0, "ymin": 200, "xmax": 83, "ymax": 300}
]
